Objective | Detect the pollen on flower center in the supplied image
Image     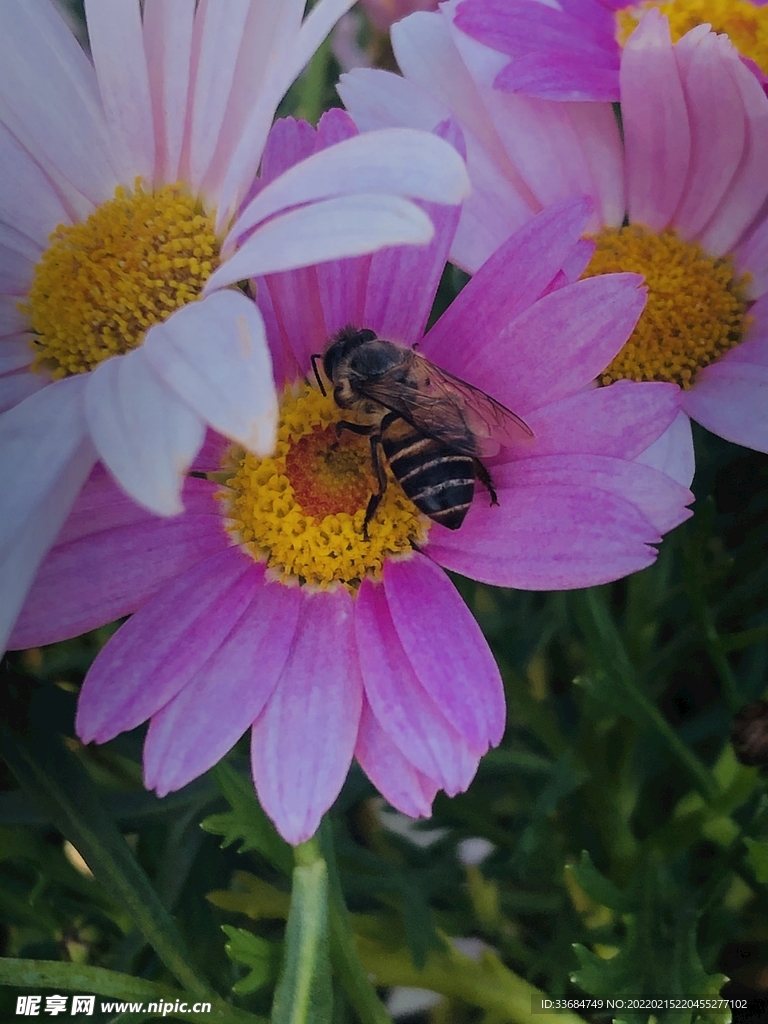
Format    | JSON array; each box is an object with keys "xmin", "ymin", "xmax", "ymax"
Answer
[
  {"xmin": 26, "ymin": 181, "xmax": 219, "ymax": 379},
  {"xmin": 219, "ymin": 382, "xmax": 429, "ymax": 590},
  {"xmin": 582, "ymin": 225, "xmax": 751, "ymax": 388},
  {"xmin": 617, "ymin": 1, "xmax": 768, "ymax": 74}
]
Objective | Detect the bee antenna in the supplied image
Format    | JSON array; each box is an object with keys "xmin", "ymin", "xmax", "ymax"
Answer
[{"xmin": 310, "ymin": 353, "xmax": 326, "ymax": 396}]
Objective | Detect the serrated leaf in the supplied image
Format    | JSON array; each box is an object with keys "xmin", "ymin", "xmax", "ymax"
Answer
[
  {"xmin": 744, "ymin": 838, "xmax": 768, "ymax": 883},
  {"xmin": 571, "ymin": 858, "xmax": 729, "ymax": 1024},
  {"xmin": 271, "ymin": 858, "xmax": 333, "ymax": 1024},
  {"xmin": 202, "ymin": 763, "xmax": 292, "ymax": 874},
  {"xmin": 567, "ymin": 852, "xmax": 635, "ymax": 916},
  {"xmin": 208, "ymin": 871, "xmax": 291, "ymax": 921},
  {"xmin": 222, "ymin": 925, "xmax": 280, "ymax": 995}
]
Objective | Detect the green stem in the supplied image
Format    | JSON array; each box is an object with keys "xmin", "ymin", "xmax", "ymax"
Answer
[
  {"xmin": 319, "ymin": 821, "xmax": 393, "ymax": 1024},
  {"xmin": 0, "ymin": 960, "xmax": 265, "ymax": 1024}
]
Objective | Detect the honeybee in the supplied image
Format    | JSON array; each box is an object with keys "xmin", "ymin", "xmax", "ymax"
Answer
[{"xmin": 312, "ymin": 326, "xmax": 533, "ymax": 536}]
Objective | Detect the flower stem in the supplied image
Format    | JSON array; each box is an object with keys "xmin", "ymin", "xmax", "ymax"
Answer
[{"xmin": 318, "ymin": 820, "xmax": 393, "ymax": 1024}]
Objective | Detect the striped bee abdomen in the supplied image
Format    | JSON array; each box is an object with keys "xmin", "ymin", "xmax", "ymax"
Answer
[{"xmin": 381, "ymin": 416, "xmax": 475, "ymax": 530}]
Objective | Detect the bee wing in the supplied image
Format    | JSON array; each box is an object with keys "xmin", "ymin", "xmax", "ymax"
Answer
[{"xmin": 356, "ymin": 353, "xmax": 533, "ymax": 457}]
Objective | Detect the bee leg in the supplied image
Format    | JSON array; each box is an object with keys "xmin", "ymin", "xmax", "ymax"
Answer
[
  {"xmin": 363, "ymin": 435, "xmax": 387, "ymax": 540},
  {"xmin": 335, "ymin": 420, "xmax": 376, "ymax": 439},
  {"xmin": 474, "ymin": 459, "xmax": 499, "ymax": 506}
]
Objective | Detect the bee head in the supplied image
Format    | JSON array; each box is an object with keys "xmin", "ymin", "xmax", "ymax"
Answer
[{"xmin": 322, "ymin": 326, "xmax": 377, "ymax": 384}]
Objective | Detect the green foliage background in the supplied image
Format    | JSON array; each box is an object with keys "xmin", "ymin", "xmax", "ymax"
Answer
[{"xmin": 3, "ymin": 4, "xmax": 768, "ymax": 1024}]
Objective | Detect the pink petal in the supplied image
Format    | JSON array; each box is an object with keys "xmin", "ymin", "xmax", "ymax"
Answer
[
  {"xmin": 84, "ymin": 0, "xmax": 154, "ymax": 183},
  {"xmin": 696, "ymin": 35, "xmax": 768, "ymax": 257},
  {"xmin": 682, "ymin": 360, "xmax": 768, "ymax": 453},
  {"xmin": 459, "ymin": 274, "xmax": 646, "ymax": 416},
  {"xmin": 355, "ymin": 701, "xmax": 439, "ymax": 818},
  {"xmin": 142, "ymin": 0, "xmax": 195, "ymax": 183},
  {"xmin": 517, "ymin": 380, "xmax": 680, "ymax": 461},
  {"xmin": 257, "ymin": 266, "xmax": 334, "ymax": 378},
  {"xmin": 0, "ymin": 375, "xmax": 96, "ymax": 653},
  {"xmin": 10, "ymin": 475, "xmax": 228, "ymax": 650},
  {"xmin": 422, "ymin": 196, "xmax": 593, "ymax": 372},
  {"xmin": 355, "ymin": 577, "xmax": 481, "ymax": 792},
  {"xmin": 144, "ymin": 567, "xmax": 301, "ymax": 796},
  {"xmin": 454, "ymin": 0, "xmax": 615, "ymax": 60},
  {"xmin": 76, "ymin": 546, "xmax": 256, "ymax": 744},
  {"xmin": 635, "ymin": 410, "xmax": 695, "ymax": 488},
  {"xmin": 384, "ymin": 554, "xmax": 506, "ymax": 752},
  {"xmin": 670, "ymin": 29, "xmax": 745, "ymax": 242},
  {"xmin": 622, "ymin": 8, "xmax": 690, "ymax": 232},
  {"xmin": 84, "ymin": 347, "xmax": 206, "ymax": 516},
  {"xmin": 251, "ymin": 587, "xmax": 363, "ymax": 845},
  {"xmin": 0, "ymin": 124, "xmax": 71, "ymax": 249},
  {"xmin": 259, "ymin": 116, "xmax": 319, "ymax": 186},
  {"xmin": 494, "ymin": 51, "xmax": 619, "ymax": 103},
  {"xmin": 426, "ymin": 481, "xmax": 661, "ymax": 589},
  {"xmin": 226, "ymin": 128, "xmax": 470, "ymax": 250},
  {"xmin": 143, "ymin": 291, "xmax": 278, "ymax": 458},
  {"xmin": 207, "ymin": 194, "xmax": 435, "ymax": 290},
  {"xmin": 736, "ymin": 214, "xmax": 768, "ymax": 299},
  {"xmin": 0, "ymin": 0, "xmax": 117, "ymax": 219},
  {"xmin": 496, "ymin": 453, "xmax": 692, "ymax": 533}
]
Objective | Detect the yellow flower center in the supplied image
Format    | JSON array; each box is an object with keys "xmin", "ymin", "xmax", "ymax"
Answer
[
  {"xmin": 219, "ymin": 382, "xmax": 429, "ymax": 590},
  {"xmin": 617, "ymin": 0, "xmax": 768, "ymax": 74},
  {"xmin": 25, "ymin": 181, "xmax": 219, "ymax": 379},
  {"xmin": 582, "ymin": 225, "xmax": 750, "ymax": 388}
]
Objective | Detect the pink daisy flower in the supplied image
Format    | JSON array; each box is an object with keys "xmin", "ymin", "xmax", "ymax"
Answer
[
  {"xmin": 453, "ymin": 0, "xmax": 768, "ymax": 102},
  {"xmin": 0, "ymin": 0, "xmax": 471, "ymax": 652},
  {"xmin": 340, "ymin": 4, "xmax": 768, "ymax": 463},
  {"xmin": 9, "ymin": 112, "xmax": 692, "ymax": 845}
]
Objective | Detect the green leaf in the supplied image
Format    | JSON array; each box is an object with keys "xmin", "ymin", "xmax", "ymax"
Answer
[
  {"xmin": 744, "ymin": 838, "xmax": 768, "ymax": 883},
  {"xmin": 208, "ymin": 871, "xmax": 291, "ymax": 921},
  {"xmin": 567, "ymin": 852, "xmax": 635, "ymax": 916},
  {"xmin": 202, "ymin": 763, "xmax": 292, "ymax": 874},
  {"xmin": 271, "ymin": 849, "xmax": 333, "ymax": 1024},
  {"xmin": 222, "ymin": 925, "xmax": 280, "ymax": 995},
  {"xmin": 0, "ymin": 680, "xmax": 208, "ymax": 999},
  {"xmin": 571, "ymin": 857, "xmax": 729, "ymax": 1024},
  {"xmin": 0, "ymin": 958, "xmax": 265, "ymax": 1024}
]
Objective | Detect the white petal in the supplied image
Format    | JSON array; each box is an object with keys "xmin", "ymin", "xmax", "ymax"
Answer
[
  {"xmin": 0, "ymin": 239, "xmax": 36, "ymax": 296},
  {"xmin": 0, "ymin": 124, "xmax": 71, "ymax": 249},
  {"xmin": 0, "ymin": 0, "xmax": 117, "ymax": 218},
  {"xmin": 226, "ymin": 128, "xmax": 469, "ymax": 252},
  {"xmin": 84, "ymin": 0, "xmax": 155, "ymax": 183},
  {"xmin": 143, "ymin": 0, "xmax": 195, "ymax": 183},
  {"xmin": 635, "ymin": 410, "xmax": 695, "ymax": 488},
  {"xmin": 0, "ymin": 338, "xmax": 33, "ymax": 373},
  {"xmin": 143, "ymin": 291, "xmax": 278, "ymax": 457},
  {"xmin": 214, "ymin": 0, "xmax": 357, "ymax": 229},
  {"xmin": 0, "ymin": 370, "xmax": 46, "ymax": 413},
  {"xmin": 207, "ymin": 193, "xmax": 434, "ymax": 290},
  {"xmin": 84, "ymin": 347, "xmax": 205, "ymax": 516},
  {"xmin": 186, "ymin": 0, "xmax": 253, "ymax": 194},
  {"xmin": 198, "ymin": 0, "xmax": 305, "ymax": 201},
  {"xmin": 1, "ymin": 434, "xmax": 96, "ymax": 655},
  {"xmin": 0, "ymin": 373, "xmax": 90, "ymax": 567},
  {"xmin": 0, "ymin": 297, "xmax": 28, "ymax": 338}
]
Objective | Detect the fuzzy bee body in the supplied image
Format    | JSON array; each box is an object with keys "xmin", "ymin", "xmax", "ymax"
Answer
[
  {"xmin": 313, "ymin": 327, "xmax": 533, "ymax": 535},
  {"xmin": 379, "ymin": 415, "xmax": 475, "ymax": 529}
]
